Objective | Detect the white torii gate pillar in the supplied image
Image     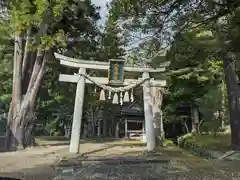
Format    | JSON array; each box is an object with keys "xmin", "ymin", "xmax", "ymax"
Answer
[
  {"xmin": 142, "ymin": 72, "xmax": 156, "ymax": 151},
  {"xmin": 69, "ymin": 68, "xmax": 86, "ymax": 153}
]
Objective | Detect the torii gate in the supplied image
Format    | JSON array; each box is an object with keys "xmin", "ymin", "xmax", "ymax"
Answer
[{"xmin": 54, "ymin": 53, "xmax": 167, "ymax": 153}]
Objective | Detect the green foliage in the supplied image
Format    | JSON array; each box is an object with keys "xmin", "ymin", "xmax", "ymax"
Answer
[
  {"xmin": 0, "ymin": 17, "xmax": 13, "ymax": 113},
  {"xmin": 162, "ymin": 28, "xmax": 224, "ymax": 125},
  {"xmin": 97, "ymin": 12, "xmax": 126, "ymax": 61},
  {"xmin": 32, "ymin": 0, "xmax": 126, "ymax": 134},
  {"xmin": 0, "ymin": 0, "xmax": 105, "ymax": 135},
  {"xmin": 0, "ymin": 0, "xmax": 238, "ymax": 140},
  {"xmin": 10, "ymin": 0, "xmax": 68, "ymax": 34},
  {"xmin": 53, "ymin": 131, "xmax": 61, "ymax": 137},
  {"xmin": 179, "ymin": 133, "xmax": 231, "ymax": 152},
  {"xmin": 195, "ymin": 83, "xmax": 228, "ymax": 133},
  {"xmin": 200, "ymin": 122, "xmax": 219, "ymax": 134},
  {"xmin": 163, "ymin": 139, "xmax": 175, "ymax": 147},
  {"xmin": 177, "ymin": 133, "xmax": 193, "ymax": 148},
  {"xmin": 106, "ymin": 0, "xmax": 240, "ymax": 148},
  {"xmin": 197, "ymin": 87, "xmax": 221, "ymax": 117}
]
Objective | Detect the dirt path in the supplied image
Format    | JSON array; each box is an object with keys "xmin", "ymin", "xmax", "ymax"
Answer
[{"xmin": 0, "ymin": 139, "xmax": 146, "ymax": 180}]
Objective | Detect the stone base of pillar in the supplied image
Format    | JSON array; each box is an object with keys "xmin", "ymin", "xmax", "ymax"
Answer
[{"xmin": 141, "ymin": 134, "xmax": 147, "ymax": 143}]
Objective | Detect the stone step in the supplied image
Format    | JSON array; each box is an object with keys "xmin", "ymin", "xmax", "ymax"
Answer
[{"xmin": 56, "ymin": 156, "xmax": 170, "ymax": 167}]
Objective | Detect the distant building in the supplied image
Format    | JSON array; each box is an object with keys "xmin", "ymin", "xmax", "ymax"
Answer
[{"xmin": 115, "ymin": 102, "xmax": 144, "ymax": 139}]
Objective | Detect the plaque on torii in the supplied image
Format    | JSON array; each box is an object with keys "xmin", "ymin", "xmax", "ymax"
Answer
[{"xmin": 108, "ymin": 59, "xmax": 125, "ymax": 85}]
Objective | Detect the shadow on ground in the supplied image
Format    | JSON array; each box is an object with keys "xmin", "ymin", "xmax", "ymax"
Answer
[
  {"xmin": 36, "ymin": 136, "xmax": 119, "ymax": 143},
  {"xmin": 0, "ymin": 164, "xmax": 58, "ymax": 180}
]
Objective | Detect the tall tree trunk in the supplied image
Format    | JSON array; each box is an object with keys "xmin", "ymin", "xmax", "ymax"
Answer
[
  {"xmin": 220, "ymin": 80, "xmax": 227, "ymax": 129},
  {"xmin": 92, "ymin": 106, "xmax": 100, "ymax": 137},
  {"xmin": 9, "ymin": 34, "xmax": 24, "ymax": 150},
  {"xmin": 223, "ymin": 52, "xmax": 240, "ymax": 150},
  {"xmin": 103, "ymin": 103, "xmax": 109, "ymax": 137},
  {"xmin": 6, "ymin": 32, "xmax": 48, "ymax": 150},
  {"xmin": 5, "ymin": 102, "xmax": 13, "ymax": 150},
  {"xmin": 22, "ymin": 28, "xmax": 35, "ymax": 95},
  {"xmin": 191, "ymin": 107, "xmax": 199, "ymax": 133},
  {"xmin": 184, "ymin": 121, "xmax": 189, "ymax": 133}
]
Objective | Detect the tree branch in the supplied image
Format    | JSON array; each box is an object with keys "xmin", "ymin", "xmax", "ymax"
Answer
[
  {"xmin": 22, "ymin": 27, "xmax": 33, "ymax": 79},
  {"xmin": 30, "ymin": 51, "xmax": 47, "ymax": 106},
  {"xmin": 26, "ymin": 49, "xmax": 45, "ymax": 94}
]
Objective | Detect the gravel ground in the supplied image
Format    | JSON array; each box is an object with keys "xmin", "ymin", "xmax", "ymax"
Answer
[
  {"xmin": 0, "ymin": 138, "xmax": 240, "ymax": 180},
  {"xmin": 54, "ymin": 159, "xmax": 240, "ymax": 180},
  {"xmin": 54, "ymin": 144, "xmax": 240, "ymax": 180}
]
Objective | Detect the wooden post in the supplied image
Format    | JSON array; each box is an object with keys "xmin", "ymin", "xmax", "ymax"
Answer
[
  {"xmin": 97, "ymin": 120, "xmax": 101, "ymax": 136},
  {"xmin": 142, "ymin": 121, "xmax": 145, "ymax": 133},
  {"xmin": 191, "ymin": 107, "xmax": 199, "ymax": 133},
  {"xmin": 69, "ymin": 68, "xmax": 86, "ymax": 153},
  {"xmin": 115, "ymin": 121, "xmax": 119, "ymax": 138},
  {"xmin": 151, "ymin": 86, "xmax": 159, "ymax": 136},
  {"xmin": 124, "ymin": 118, "xmax": 128, "ymax": 139},
  {"xmin": 97, "ymin": 108, "xmax": 103, "ymax": 136},
  {"xmin": 160, "ymin": 109, "xmax": 164, "ymax": 138},
  {"xmin": 142, "ymin": 72, "xmax": 156, "ymax": 151},
  {"xmin": 152, "ymin": 87, "xmax": 165, "ymax": 138},
  {"xmin": 90, "ymin": 105, "xmax": 96, "ymax": 136},
  {"xmin": 83, "ymin": 123, "xmax": 88, "ymax": 138}
]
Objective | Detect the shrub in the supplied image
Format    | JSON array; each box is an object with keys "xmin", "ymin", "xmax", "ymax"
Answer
[
  {"xmin": 163, "ymin": 139, "xmax": 175, "ymax": 147},
  {"xmin": 53, "ymin": 131, "xmax": 61, "ymax": 137},
  {"xmin": 177, "ymin": 133, "xmax": 193, "ymax": 148},
  {"xmin": 183, "ymin": 138, "xmax": 196, "ymax": 149}
]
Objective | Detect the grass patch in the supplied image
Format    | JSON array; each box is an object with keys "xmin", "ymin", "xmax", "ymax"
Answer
[
  {"xmin": 122, "ymin": 146, "xmax": 212, "ymax": 168},
  {"xmin": 83, "ymin": 137, "xmax": 119, "ymax": 143},
  {"xmin": 35, "ymin": 136, "xmax": 69, "ymax": 146},
  {"xmin": 36, "ymin": 136, "xmax": 69, "ymax": 141},
  {"xmin": 107, "ymin": 139, "xmax": 145, "ymax": 147},
  {"xmin": 35, "ymin": 136, "xmax": 145, "ymax": 147},
  {"xmin": 184, "ymin": 133, "xmax": 231, "ymax": 152}
]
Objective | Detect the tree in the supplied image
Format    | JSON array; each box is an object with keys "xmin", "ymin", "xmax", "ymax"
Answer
[
  {"xmin": 163, "ymin": 29, "xmax": 223, "ymax": 129},
  {"xmin": 108, "ymin": 0, "xmax": 240, "ymax": 149},
  {"xmin": 0, "ymin": 0, "xmax": 100, "ymax": 150},
  {"xmin": 0, "ymin": 14, "xmax": 13, "ymax": 113},
  {"xmin": 35, "ymin": 1, "xmax": 101, "ymax": 137}
]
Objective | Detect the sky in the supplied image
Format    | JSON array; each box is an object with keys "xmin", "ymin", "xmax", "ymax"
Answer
[{"xmin": 91, "ymin": 0, "xmax": 110, "ymax": 25}]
